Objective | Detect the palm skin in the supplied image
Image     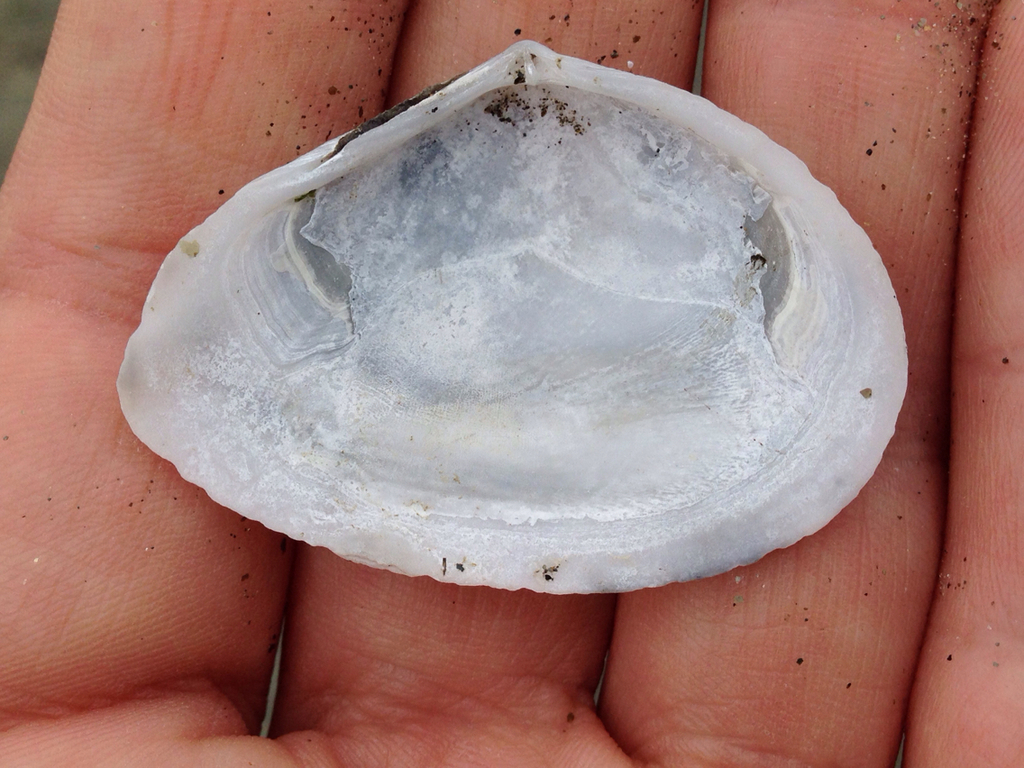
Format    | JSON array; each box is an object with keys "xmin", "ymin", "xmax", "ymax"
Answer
[{"xmin": 0, "ymin": 1, "xmax": 1021, "ymax": 766}]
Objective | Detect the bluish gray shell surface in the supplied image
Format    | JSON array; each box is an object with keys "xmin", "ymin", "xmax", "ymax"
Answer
[{"xmin": 117, "ymin": 42, "xmax": 907, "ymax": 593}]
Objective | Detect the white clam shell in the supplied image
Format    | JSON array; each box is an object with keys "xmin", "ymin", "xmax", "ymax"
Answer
[{"xmin": 118, "ymin": 41, "xmax": 906, "ymax": 593}]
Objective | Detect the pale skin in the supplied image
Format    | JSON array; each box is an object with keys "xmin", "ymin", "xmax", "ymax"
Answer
[{"xmin": 0, "ymin": 0, "xmax": 1021, "ymax": 765}]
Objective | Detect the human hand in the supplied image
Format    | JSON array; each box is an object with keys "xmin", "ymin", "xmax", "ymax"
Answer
[{"xmin": 1, "ymin": 1, "xmax": 1019, "ymax": 765}]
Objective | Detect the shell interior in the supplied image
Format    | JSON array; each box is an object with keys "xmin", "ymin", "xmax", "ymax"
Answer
[{"xmin": 117, "ymin": 42, "xmax": 907, "ymax": 593}]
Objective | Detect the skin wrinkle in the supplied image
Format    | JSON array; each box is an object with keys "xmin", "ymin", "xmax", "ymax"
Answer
[
  {"xmin": 389, "ymin": 0, "xmax": 700, "ymax": 100},
  {"xmin": 0, "ymin": 228, "xmax": 164, "ymax": 323}
]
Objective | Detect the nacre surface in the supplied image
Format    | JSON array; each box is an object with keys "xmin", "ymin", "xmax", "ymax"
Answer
[{"xmin": 118, "ymin": 42, "xmax": 907, "ymax": 593}]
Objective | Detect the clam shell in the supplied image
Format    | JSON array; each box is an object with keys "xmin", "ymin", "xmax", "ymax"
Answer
[{"xmin": 117, "ymin": 41, "xmax": 906, "ymax": 593}]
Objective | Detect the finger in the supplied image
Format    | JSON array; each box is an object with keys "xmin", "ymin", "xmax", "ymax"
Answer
[
  {"xmin": 273, "ymin": 555, "xmax": 621, "ymax": 765},
  {"xmin": 270, "ymin": 0, "xmax": 704, "ymax": 763},
  {"xmin": 0, "ymin": 0, "xmax": 408, "ymax": 745},
  {"xmin": 388, "ymin": 0, "xmax": 705, "ymax": 100},
  {"xmin": 907, "ymin": 6, "xmax": 1024, "ymax": 766},
  {"xmin": 0, "ymin": 0, "xmax": 408, "ymax": 320},
  {"xmin": 599, "ymin": 1, "xmax": 989, "ymax": 764}
]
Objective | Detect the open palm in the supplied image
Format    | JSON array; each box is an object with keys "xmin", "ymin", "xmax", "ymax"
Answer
[{"xmin": 1, "ymin": 1, "xmax": 1020, "ymax": 766}]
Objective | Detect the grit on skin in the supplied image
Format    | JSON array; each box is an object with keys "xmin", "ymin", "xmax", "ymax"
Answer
[{"xmin": 0, "ymin": 1, "xmax": 1020, "ymax": 767}]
